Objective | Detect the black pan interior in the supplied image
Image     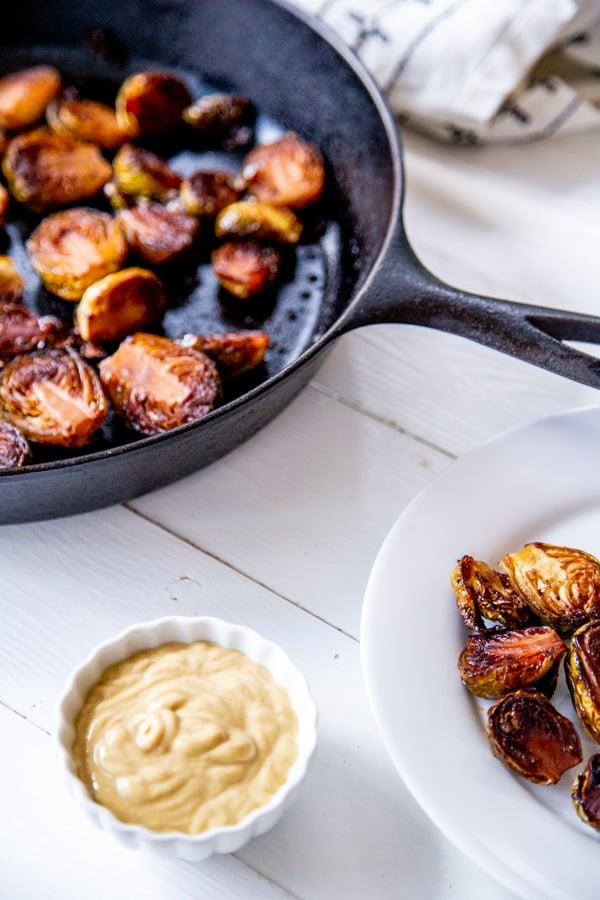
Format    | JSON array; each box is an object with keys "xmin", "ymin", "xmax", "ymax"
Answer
[{"xmin": 0, "ymin": 0, "xmax": 400, "ymax": 483}]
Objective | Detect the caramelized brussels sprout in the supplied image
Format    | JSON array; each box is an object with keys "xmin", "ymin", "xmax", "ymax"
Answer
[
  {"xmin": 501, "ymin": 542, "xmax": 600, "ymax": 632},
  {"xmin": 565, "ymin": 621, "xmax": 600, "ymax": 743},
  {"xmin": 572, "ymin": 754, "xmax": 600, "ymax": 831},
  {"xmin": 112, "ymin": 143, "xmax": 182, "ymax": 202},
  {"xmin": 0, "ymin": 256, "xmax": 25, "ymax": 306},
  {"xmin": 75, "ymin": 267, "xmax": 167, "ymax": 344},
  {"xmin": 0, "ymin": 417, "xmax": 31, "ymax": 468},
  {"xmin": 27, "ymin": 207, "xmax": 128, "ymax": 300},
  {"xmin": 486, "ymin": 689, "xmax": 582, "ymax": 784},
  {"xmin": 115, "ymin": 71, "xmax": 192, "ymax": 137},
  {"xmin": 46, "ymin": 97, "xmax": 133, "ymax": 150},
  {"xmin": 178, "ymin": 330, "xmax": 269, "ymax": 377},
  {"xmin": 215, "ymin": 201, "xmax": 302, "ymax": 244},
  {"xmin": 0, "ymin": 65, "xmax": 61, "ymax": 131},
  {"xmin": 182, "ymin": 93, "xmax": 254, "ymax": 147},
  {"xmin": 0, "ymin": 183, "xmax": 9, "ymax": 228},
  {"xmin": 243, "ymin": 132, "xmax": 325, "ymax": 209},
  {"xmin": 2, "ymin": 129, "xmax": 113, "ymax": 212},
  {"xmin": 99, "ymin": 333, "xmax": 222, "ymax": 435},
  {"xmin": 116, "ymin": 203, "xmax": 198, "ymax": 265},
  {"xmin": 0, "ymin": 302, "xmax": 69, "ymax": 361},
  {"xmin": 0, "ymin": 347, "xmax": 107, "ymax": 447},
  {"xmin": 212, "ymin": 241, "xmax": 280, "ymax": 299},
  {"xmin": 451, "ymin": 555, "xmax": 532, "ymax": 631},
  {"xmin": 179, "ymin": 170, "xmax": 243, "ymax": 218},
  {"xmin": 458, "ymin": 626, "xmax": 566, "ymax": 698}
]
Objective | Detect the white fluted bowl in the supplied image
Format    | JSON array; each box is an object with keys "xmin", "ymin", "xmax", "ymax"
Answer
[{"xmin": 55, "ymin": 615, "xmax": 318, "ymax": 861}]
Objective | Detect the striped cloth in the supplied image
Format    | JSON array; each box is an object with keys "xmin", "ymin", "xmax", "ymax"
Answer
[{"xmin": 292, "ymin": 0, "xmax": 600, "ymax": 143}]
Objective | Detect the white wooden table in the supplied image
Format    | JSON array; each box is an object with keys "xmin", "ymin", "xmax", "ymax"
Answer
[{"xmin": 2, "ymin": 119, "xmax": 600, "ymax": 899}]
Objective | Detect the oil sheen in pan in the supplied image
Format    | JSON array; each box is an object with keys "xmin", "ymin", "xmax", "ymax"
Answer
[{"xmin": 0, "ymin": 43, "xmax": 343, "ymax": 459}]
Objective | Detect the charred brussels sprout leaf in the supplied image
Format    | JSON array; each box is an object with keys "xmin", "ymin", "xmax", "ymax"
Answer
[
  {"xmin": 243, "ymin": 132, "xmax": 325, "ymax": 209},
  {"xmin": 572, "ymin": 754, "xmax": 600, "ymax": 831},
  {"xmin": 458, "ymin": 626, "xmax": 566, "ymax": 698},
  {"xmin": 565, "ymin": 620, "xmax": 600, "ymax": 743},
  {"xmin": 27, "ymin": 207, "xmax": 128, "ymax": 301},
  {"xmin": 3, "ymin": 130, "xmax": 113, "ymax": 213},
  {"xmin": 486, "ymin": 689, "xmax": 582, "ymax": 784},
  {"xmin": 98, "ymin": 333, "xmax": 222, "ymax": 435},
  {"xmin": 0, "ymin": 347, "xmax": 107, "ymax": 447},
  {"xmin": 451, "ymin": 554, "xmax": 532, "ymax": 631},
  {"xmin": 75, "ymin": 267, "xmax": 167, "ymax": 344},
  {"xmin": 501, "ymin": 542, "xmax": 600, "ymax": 632}
]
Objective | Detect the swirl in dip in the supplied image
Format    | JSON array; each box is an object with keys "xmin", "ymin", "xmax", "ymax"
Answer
[{"xmin": 72, "ymin": 640, "xmax": 299, "ymax": 833}]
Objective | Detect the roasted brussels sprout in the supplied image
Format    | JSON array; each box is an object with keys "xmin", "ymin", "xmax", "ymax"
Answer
[
  {"xmin": 501, "ymin": 542, "xmax": 600, "ymax": 632},
  {"xmin": 215, "ymin": 201, "xmax": 302, "ymax": 244},
  {"xmin": 115, "ymin": 71, "xmax": 192, "ymax": 137},
  {"xmin": 2, "ymin": 129, "xmax": 113, "ymax": 213},
  {"xmin": 243, "ymin": 132, "xmax": 325, "ymax": 209},
  {"xmin": 116, "ymin": 203, "xmax": 198, "ymax": 265},
  {"xmin": 179, "ymin": 170, "xmax": 244, "ymax": 218},
  {"xmin": 0, "ymin": 417, "xmax": 31, "ymax": 468},
  {"xmin": 0, "ymin": 184, "xmax": 9, "ymax": 228},
  {"xmin": 178, "ymin": 330, "xmax": 269, "ymax": 377},
  {"xmin": 0, "ymin": 65, "xmax": 61, "ymax": 131},
  {"xmin": 182, "ymin": 93, "xmax": 254, "ymax": 147},
  {"xmin": 565, "ymin": 620, "xmax": 600, "ymax": 744},
  {"xmin": 486, "ymin": 689, "xmax": 582, "ymax": 784},
  {"xmin": 0, "ymin": 257, "xmax": 25, "ymax": 306},
  {"xmin": 212, "ymin": 241, "xmax": 281, "ymax": 299},
  {"xmin": 46, "ymin": 97, "xmax": 133, "ymax": 150},
  {"xmin": 75, "ymin": 267, "xmax": 167, "ymax": 344},
  {"xmin": 0, "ymin": 347, "xmax": 107, "ymax": 447},
  {"xmin": 451, "ymin": 555, "xmax": 531, "ymax": 631},
  {"xmin": 458, "ymin": 626, "xmax": 566, "ymax": 698},
  {"xmin": 572, "ymin": 754, "xmax": 600, "ymax": 831},
  {"xmin": 0, "ymin": 302, "xmax": 69, "ymax": 361},
  {"xmin": 99, "ymin": 333, "xmax": 222, "ymax": 435},
  {"xmin": 112, "ymin": 143, "xmax": 182, "ymax": 203},
  {"xmin": 27, "ymin": 207, "xmax": 128, "ymax": 300}
]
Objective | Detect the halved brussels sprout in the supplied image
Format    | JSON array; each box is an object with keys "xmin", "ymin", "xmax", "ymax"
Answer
[
  {"xmin": 0, "ymin": 65, "xmax": 61, "ymax": 131},
  {"xmin": 565, "ymin": 620, "xmax": 600, "ymax": 743},
  {"xmin": 243, "ymin": 132, "xmax": 325, "ymax": 209},
  {"xmin": 212, "ymin": 241, "xmax": 280, "ymax": 298},
  {"xmin": 2, "ymin": 129, "xmax": 113, "ymax": 212},
  {"xmin": 112, "ymin": 143, "xmax": 182, "ymax": 202},
  {"xmin": 182, "ymin": 93, "xmax": 254, "ymax": 147},
  {"xmin": 572, "ymin": 754, "xmax": 600, "ymax": 831},
  {"xmin": 75, "ymin": 267, "xmax": 167, "ymax": 344},
  {"xmin": 215, "ymin": 201, "xmax": 302, "ymax": 244},
  {"xmin": 179, "ymin": 170, "xmax": 243, "ymax": 218},
  {"xmin": 500, "ymin": 542, "xmax": 600, "ymax": 632},
  {"xmin": 0, "ymin": 256, "xmax": 25, "ymax": 305},
  {"xmin": 27, "ymin": 207, "xmax": 128, "ymax": 300},
  {"xmin": 98, "ymin": 332, "xmax": 222, "ymax": 435},
  {"xmin": 0, "ymin": 347, "xmax": 107, "ymax": 447},
  {"xmin": 46, "ymin": 97, "xmax": 133, "ymax": 150},
  {"xmin": 458, "ymin": 626, "xmax": 566, "ymax": 698},
  {"xmin": 115, "ymin": 71, "xmax": 192, "ymax": 137},
  {"xmin": 0, "ymin": 302, "xmax": 69, "ymax": 361},
  {"xmin": 486, "ymin": 689, "xmax": 582, "ymax": 784},
  {"xmin": 451, "ymin": 555, "xmax": 531, "ymax": 631},
  {"xmin": 116, "ymin": 203, "xmax": 198, "ymax": 265},
  {"xmin": 178, "ymin": 330, "xmax": 269, "ymax": 377},
  {"xmin": 0, "ymin": 417, "xmax": 31, "ymax": 468}
]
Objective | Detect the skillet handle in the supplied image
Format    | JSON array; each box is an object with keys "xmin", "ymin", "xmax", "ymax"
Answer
[{"xmin": 334, "ymin": 230, "xmax": 600, "ymax": 390}]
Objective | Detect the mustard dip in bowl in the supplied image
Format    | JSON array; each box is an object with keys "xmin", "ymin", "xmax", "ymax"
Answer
[{"xmin": 55, "ymin": 615, "xmax": 318, "ymax": 860}]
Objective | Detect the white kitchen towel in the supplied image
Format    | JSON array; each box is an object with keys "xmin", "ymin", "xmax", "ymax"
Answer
[{"xmin": 291, "ymin": 0, "xmax": 600, "ymax": 142}]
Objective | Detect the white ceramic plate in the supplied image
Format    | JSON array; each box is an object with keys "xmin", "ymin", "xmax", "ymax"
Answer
[{"xmin": 361, "ymin": 406, "xmax": 600, "ymax": 900}]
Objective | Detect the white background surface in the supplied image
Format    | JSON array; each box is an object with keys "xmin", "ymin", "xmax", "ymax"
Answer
[{"xmin": 2, "ymin": 75, "xmax": 600, "ymax": 900}]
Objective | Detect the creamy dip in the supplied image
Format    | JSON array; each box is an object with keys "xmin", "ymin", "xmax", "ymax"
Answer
[{"xmin": 72, "ymin": 640, "xmax": 299, "ymax": 834}]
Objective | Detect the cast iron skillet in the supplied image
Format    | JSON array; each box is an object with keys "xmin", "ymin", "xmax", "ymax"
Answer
[{"xmin": 2, "ymin": 0, "xmax": 600, "ymax": 525}]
